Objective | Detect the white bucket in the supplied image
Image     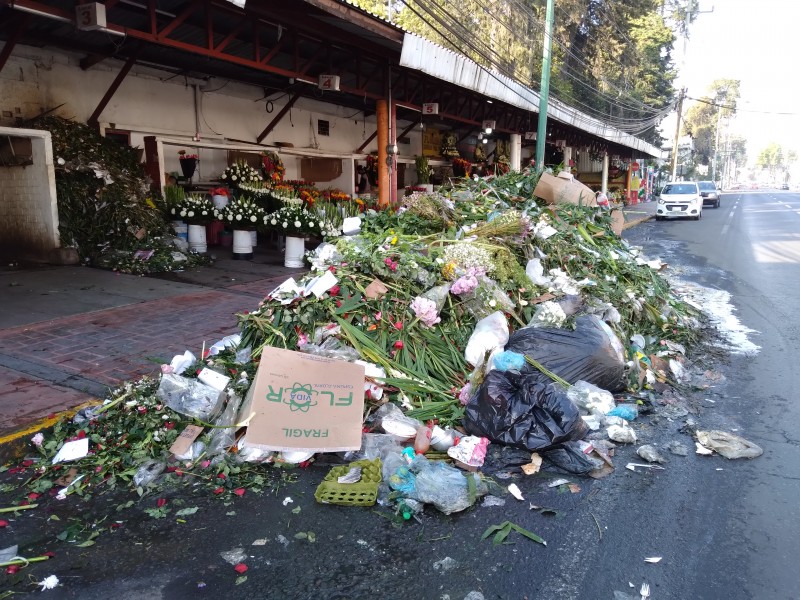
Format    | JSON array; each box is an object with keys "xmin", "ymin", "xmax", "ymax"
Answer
[
  {"xmin": 250, "ymin": 230, "xmax": 258, "ymax": 247},
  {"xmin": 284, "ymin": 235, "xmax": 305, "ymax": 268},
  {"xmin": 212, "ymin": 194, "xmax": 229, "ymax": 210},
  {"xmin": 172, "ymin": 220, "xmax": 188, "ymax": 241},
  {"xmin": 232, "ymin": 229, "xmax": 253, "ymax": 258},
  {"xmin": 187, "ymin": 224, "xmax": 207, "ymax": 253}
]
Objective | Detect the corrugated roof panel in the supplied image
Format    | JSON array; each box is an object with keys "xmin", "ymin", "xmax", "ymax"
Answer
[{"xmin": 400, "ymin": 33, "xmax": 661, "ymax": 157}]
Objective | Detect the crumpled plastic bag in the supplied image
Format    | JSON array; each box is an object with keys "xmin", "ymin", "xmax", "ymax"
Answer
[
  {"xmin": 465, "ymin": 311, "xmax": 509, "ymax": 367},
  {"xmin": 505, "ymin": 315, "xmax": 627, "ymax": 392},
  {"xmin": 695, "ymin": 430, "xmax": 763, "ymax": 459},
  {"xmin": 206, "ymin": 393, "xmax": 244, "ymax": 456},
  {"xmin": 412, "ymin": 461, "xmax": 488, "ymax": 515},
  {"xmin": 299, "ymin": 336, "xmax": 361, "ymax": 362},
  {"xmin": 463, "ymin": 370, "xmax": 587, "ymax": 453},
  {"xmin": 156, "ymin": 374, "xmax": 226, "ymax": 421},
  {"xmin": 566, "ymin": 380, "xmax": 616, "ymax": 416},
  {"xmin": 133, "ymin": 459, "xmax": 166, "ymax": 487}
]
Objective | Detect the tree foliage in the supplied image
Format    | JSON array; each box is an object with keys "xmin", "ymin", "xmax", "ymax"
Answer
[
  {"xmin": 682, "ymin": 79, "xmax": 741, "ymax": 176},
  {"xmin": 354, "ymin": 0, "xmax": 685, "ymax": 145}
]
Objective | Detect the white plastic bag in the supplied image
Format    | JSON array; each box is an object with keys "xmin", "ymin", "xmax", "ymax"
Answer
[{"xmin": 464, "ymin": 312, "xmax": 509, "ymax": 367}]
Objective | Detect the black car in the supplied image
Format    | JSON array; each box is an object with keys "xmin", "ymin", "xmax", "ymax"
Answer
[{"xmin": 697, "ymin": 180, "xmax": 720, "ymax": 208}]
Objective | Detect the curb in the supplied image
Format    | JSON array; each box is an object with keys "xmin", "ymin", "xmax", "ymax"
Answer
[
  {"xmin": 0, "ymin": 399, "xmax": 100, "ymax": 464},
  {"xmin": 622, "ymin": 214, "xmax": 654, "ymax": 231}
]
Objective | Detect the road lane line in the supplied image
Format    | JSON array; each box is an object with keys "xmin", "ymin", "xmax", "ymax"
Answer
[{"xmin": 721, "ymin": 203, "xmax": 736, "ymax": 235}]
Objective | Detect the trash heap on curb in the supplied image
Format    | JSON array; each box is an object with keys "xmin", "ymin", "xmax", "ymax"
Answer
[{"xmin": 6, "ymin": 168, "xmax": 763, "ymax": 538}]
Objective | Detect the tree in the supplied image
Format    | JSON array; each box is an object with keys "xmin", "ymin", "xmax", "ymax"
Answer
[
  {"xmin": 756, "ymin": 143, "xmax": 787, "ymax": 181},
  {"xmin": 352, "ymin": 0, "xmax": 681, "ymax": 145},
  {"xmin": 683, "ymin": 79, "xmax": 741, "ymax": 178}
]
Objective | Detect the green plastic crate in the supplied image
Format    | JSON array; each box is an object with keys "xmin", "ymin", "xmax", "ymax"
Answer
[{"xmin": 314, "ymin": 458, "xmax": 382, "ymax": 506}]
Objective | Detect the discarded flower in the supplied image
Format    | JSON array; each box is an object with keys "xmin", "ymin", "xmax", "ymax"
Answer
[
  {"xmin": 233, "ymin": 563, "xmax": 248, "ymax": 574},
  {"xmin": 213, "ymin": 487, "xmax": 224, "ymax": 495},
  {"xmin": 5, "ymin": 565, "xmax": 19, "ymax": 575},
  {"xmin": 31, "ymin": 432, "xmax": 44, "ymax": 447},
  {"xmin": 156, "ymin": 498, "xmax": 167, "ymax": 508},
  {"xmin": 37, "ymin": 575, "xmax": 59, "ymax": 590},
  {"xmin": 233, "ymin": 488, "xmax": 245, "ymax": 497},
  {"xmin": 0, "ymin": 520, "xmax": 8, "ymax": 528}
]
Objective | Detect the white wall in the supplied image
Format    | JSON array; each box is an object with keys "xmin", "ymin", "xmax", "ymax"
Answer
[
  {"xmin": 0, "ymin": 128, "xmax": 59, "ymax": 255},
  {"xmin": 0, "ymin": 43, "xmax": 425, "ymax": 194}
]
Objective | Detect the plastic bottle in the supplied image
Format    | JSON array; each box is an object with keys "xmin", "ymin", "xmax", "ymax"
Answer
[
  {"xmin": 413, "ymin": 423, "xmax": 432, "ymax": 455},
  {"xmin": 397, "ymin": 498, "xmax": 424, "ymax": 521}
]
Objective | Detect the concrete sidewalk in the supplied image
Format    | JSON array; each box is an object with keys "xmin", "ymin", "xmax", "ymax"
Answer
[{"xmin": 0, "ymin": 205, "xmax": 655, "ymax": 444}]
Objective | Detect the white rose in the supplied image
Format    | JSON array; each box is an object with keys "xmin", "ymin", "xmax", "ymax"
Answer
[
  {"xmin": 236, "ymin": 214, "xmax": 242, "ymax": 221},
  {"xmin": 187, "ymin": 211, "xmax": 194, "ymax": 217},
  {"xmin": 221, "ymin": 173, "xmax": 227, "ymax": 179},
  {"xmin": 282, "ymin": 222, "xmax": 288, "ymax": 228},
  {"xmin": 489, "ymin": 299, "xmax": 497, "ymax": 307},
  {"xmin": 250, "ymin": 215, "xmax": 257, "ymax": 222},
  {"xmin": 179, "ymin": 210, "xmax": 186, "ymax": 217},
  {"xmin": 309, "ymin": 221, "xmax": 314, "ymax": 227},
  {"xmin": 270, "ymin": 219, "xmax": 277, "ymax": 225},
  {"xmin": 294, "ymin": 220, "xmax": 301, "ymax": 228},
  {"xmin": 171, "ymin": 208, "xmax": 176, "ymax": 215},
  {"xmin": 232, "ymin": 175, "xmax": 237, "ymax": 181}
]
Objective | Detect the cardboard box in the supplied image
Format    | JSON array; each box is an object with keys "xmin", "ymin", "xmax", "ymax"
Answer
[
  {"xmin": 534, "ymin": 171, "xmax": 598, "ymax": 207},
  {"xmin": 238, "ymin": 347, "xmax": 366, "ymax": 452}
]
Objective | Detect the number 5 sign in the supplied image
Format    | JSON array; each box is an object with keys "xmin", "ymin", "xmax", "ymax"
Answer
[{"xmin": 422, "ymin": 103, "xmax": 439, "ymax": 115}]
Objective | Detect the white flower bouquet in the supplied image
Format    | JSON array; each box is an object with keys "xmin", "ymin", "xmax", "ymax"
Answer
[
  {"xmin": 219, "ymin": 160, "xmax": 262, "ymax": 187},
  {"xmin": 264, "ymin": 204, "xmax": 336, "ymax": 237},
  {"xmin": 215, "ymin": 198, "xmax": 265, "ymax": 230},
  {"xmin": 169, "ymin": 194, "xmax": 215, "ymax": 224}
]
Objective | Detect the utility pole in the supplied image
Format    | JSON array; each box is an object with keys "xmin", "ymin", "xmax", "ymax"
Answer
[
  {"xmin": 671, "ymin": 88, "xmax": 685, "ymax": 180},
  {"xmin": 535, "ymin": 0, "xmax": 554, "ymax": 171},
  {"xmin": 712, "ymin": 99, "xmax": 723, "ymax": 183}
]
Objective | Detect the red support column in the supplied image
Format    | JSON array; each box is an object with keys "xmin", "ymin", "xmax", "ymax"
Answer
[
  {"xmin": 390, "ymin": 100, "xmax": 397, "ymax": 206},
  {"xmin": 88, "ymin": 55, "xmax": 137, "ymax": 128}
]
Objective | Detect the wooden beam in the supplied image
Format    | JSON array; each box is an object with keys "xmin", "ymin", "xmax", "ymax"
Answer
[
  {"xmin": 256, "ymin": 93, "xmax": 300, "ymax": 143},
  {"xmin": 356, "ymin": 130, "xmax": 377, "ymax": 153},
  {"xmin": 88, "ymin": 54, "xmax": 138, "ymax": 127},
  {"xmin": 396, "ymin": 119, "xmax": 420, "ymax": 141},
  {"xmin": 0, "ymin": 14, "xmax": 29, "ymax": 74}
]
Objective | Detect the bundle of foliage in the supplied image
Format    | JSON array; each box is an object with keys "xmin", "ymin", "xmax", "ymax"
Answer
[
  {"xmin": 261, "ymin": 150, "xmax": 285, "ymax": 183},
  {"xmin": 27, "ymin": 116, "xmax": 168, "ymax": 264},
  {"xmin": 215, "ymin": 197, "xmax": 265, "ymax": 229},
  {"xmin": 168, "ymin": 194, "xmax": 215, "ymax": 224}
]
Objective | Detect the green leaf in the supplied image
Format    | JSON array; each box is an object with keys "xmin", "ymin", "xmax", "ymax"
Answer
[
  {"xmin": 175, "ymin": 507, "xmax": 199, "ymax": 517},
  {"xmin": 48, "ymin": 515, "xmax": 61, "ymax": 522},
  {"xmin": 294, "ymin": 532, "xmax": 308, "ymax": 540},
  {"xmin": 75, "ymin": 540, "xmax": 96, "ymax": 548},
  {"xmin": 235, "ymin": 575, "xmax": 248, "ymax": 585},
  {"xmin": 307, "ymin": 531, "xmax": 316, "ymax": 543},
  {"xmin": 291, "ymin": 506, "xmax": 301, "ymax": 515},
  {"xmin": 481, "ymin": 522, "xmax": 507, "ymax": 541},
  {"xmin": 510, "ymin": 523, "xmax": 547, "ymax": 546},
  {"xmin": 492, "ymin": 524, "xmax": 512, "ymax": 545}
]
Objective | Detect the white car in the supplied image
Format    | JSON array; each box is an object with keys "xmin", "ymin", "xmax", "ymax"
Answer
[{"xmin": 655, "ymin": 181, "xmax": 703, "ymax": 221}]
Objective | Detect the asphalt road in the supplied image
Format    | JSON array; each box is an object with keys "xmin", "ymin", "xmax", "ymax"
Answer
[{"xmin": 3, "ymin": 192, "xmax": 799, "ymax": 599}]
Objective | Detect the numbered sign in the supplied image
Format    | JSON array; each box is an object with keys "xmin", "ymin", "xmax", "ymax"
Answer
[
  {"xmin": 318, "ymin": 74, "xmax": 340, "ymax": 91},
  {"xmin": 422, "ymin": 103, "xmax": 439, "ymax": 115},
  {"xmin": 75, "ymin": 2, "xmax": 107, "ymax": 31}
]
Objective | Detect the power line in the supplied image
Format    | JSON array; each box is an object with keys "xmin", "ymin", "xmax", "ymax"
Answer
[{"xmin": 687, "ymin": 96, "xmax": 800, "ymax": 116}]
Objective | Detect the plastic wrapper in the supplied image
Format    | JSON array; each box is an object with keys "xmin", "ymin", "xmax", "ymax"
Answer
[
  {"xmin": 236, "ymin": 446, "xmax": 274, "ymax": 464},
  {"xmin": 156, "ymin": 374, "xmax": 226, "ymax": 421},
  {"xmin": 133, "ymin": 459, "xmax": 166, "ymax": 487},
  {"xmin": 505, "ymin": 315, "xmax": 627, "ymax": 392},
  {"xmin": 207, "ymin": 393, "xmax": 244, "ymax": 456},
  {"xmin": 174, "ymin": 441, "xmax": 206, "ymax": 461},
  {"xmin": 465, "ymin": 311, "xmax": 509, "ymax": 367},
  {"xmin": 463, "ymin": 370, "xmax": 587, "ymax": 453},
  {"xmin": 345, "ymin": 433, "xmax": 402, "ymax": 462},
  {"xmin": 462, "ymin": 277, "xmax": 515, "ymax": 320},
  {"xmin": 421, "ymin": 283, "xmax": 451, "ymax": 312},
  {"xmin": 412, "ymin": 462, "xmax": 488, "ymax": 515},
  {"xmin": 489, "ymin": 351, "xmax": 525, "ymax": 373},
  {"xmin": 299, "ymin": 336, "xmax": 361, "ymax": 362},
  {"xmin": 566, "ymin": 380, "xmax": 616, "ymax": 415},
  {"xmin": 208, "ymin": 334, "xmax": 241, "ymax": 357},
  {"xmin": 374, "ymin": 403, "xmax": 422, "ymax": 441},
  {"xmin": 235, "ymin": 346, "xmax": 252, "ymax": 364},
  {"xmin": 72, "ymin": 404, "xmax": 102, "ymax": 425}
]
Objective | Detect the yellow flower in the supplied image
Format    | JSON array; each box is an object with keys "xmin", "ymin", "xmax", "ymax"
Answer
[
  {"xmin": 390, "ymin": 236, "xmax": 398, "ymax": 245},
  {"xmin": 441, "ymin": 262, "xmax": 457, "ymax": 280}
]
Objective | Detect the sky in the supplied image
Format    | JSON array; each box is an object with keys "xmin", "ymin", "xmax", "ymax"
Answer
[{"xmin": 659, "ymin": 0, "xmax": 800, "ymax": 168}]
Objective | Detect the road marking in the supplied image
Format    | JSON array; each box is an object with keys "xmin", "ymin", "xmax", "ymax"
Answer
[
  {"xmin": 0, "ymin": 399, "xmax": 100, "ymax": 448},
  {"xmin": 721, "ymin": 203, "xmax": 736, "ymax": 235}
]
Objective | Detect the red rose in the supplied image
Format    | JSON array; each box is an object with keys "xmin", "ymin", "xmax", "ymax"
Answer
[
  {"xmin": 329, "ymin": 285, "xmax": 341, "ymax": 296},
  {"xmin": 5, "ymin": 565, "xmax": 19, "ymax": 574},
  {"xmin": 164, "ymin": 422, "xmax": 175, "ymax": 430},
  {"xmin": 234, "ymin": 563, "xmax": 248, "ymax": 574},
  {"xmin": 156, "ymin": 498, "xmax": 167, "ymax": 508},
  {"xmin": 393, "ymin": 340, "xmax": 404, "ymax": 349},
  {"xmin": 213, "ymin": 487, "xmax": 224, "ymax": 495},
  {"xmin": 233, "ymin": 488, "xmax": 245, "ymax": 497},
  {"xmin": 0, "ymin": 520, "xmax": 8, "ymax": 528},
  {"xmin": 217, "ymin": 473, "xmax": 226, "ymax": 479}
]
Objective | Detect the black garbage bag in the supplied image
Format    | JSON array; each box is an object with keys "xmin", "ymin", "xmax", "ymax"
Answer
[
  {"xmin": 542, "ymin": 442, "xmax": 602, "ymax": 475},
  {"xmin": 505, "ymin": 315, "xmax": 627, "ymax": 392},
  {"xmin": 463, "ymin": 370, "xmax": 587, "ymax": 453}
]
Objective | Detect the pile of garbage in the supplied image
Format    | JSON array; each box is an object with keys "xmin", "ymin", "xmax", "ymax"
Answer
[
  {"xmin": 26, "ymin": 117, "xmax": 208, "ymax": 274},
  {"xmin": 7, "ymin": 169, "xmax": 763, "ymax": 525}
]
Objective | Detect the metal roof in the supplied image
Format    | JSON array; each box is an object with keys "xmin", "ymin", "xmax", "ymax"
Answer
[{"xmin": 400, "ymin": 34, "xmax": 662, "ymax": 158}]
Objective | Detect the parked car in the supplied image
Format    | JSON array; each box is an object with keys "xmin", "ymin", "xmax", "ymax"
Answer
[
  {"xmin": 780, "ymin": 182, "xmax": 790, "ymax": 190},
  {"xmin": 655, "ymin": 181, "xmax": 703, "ymax": 221},
  {"xmin": 697, "ymin": 180, "xmax": 721, "ymax": 208}
]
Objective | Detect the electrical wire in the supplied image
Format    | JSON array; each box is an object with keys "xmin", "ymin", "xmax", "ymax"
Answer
[{"xmin": 687, "ymin": 96, "xmax": 800, "ymax": 116}]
